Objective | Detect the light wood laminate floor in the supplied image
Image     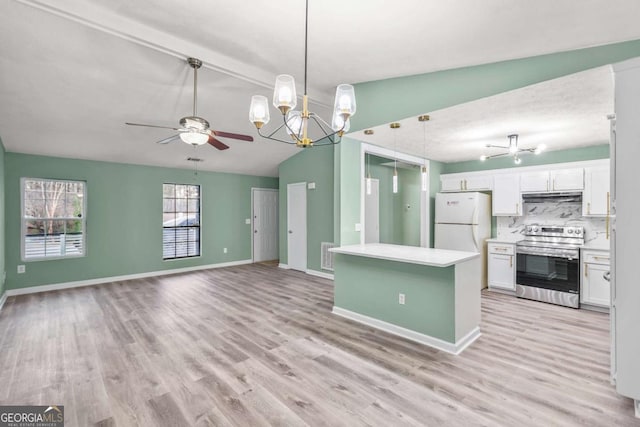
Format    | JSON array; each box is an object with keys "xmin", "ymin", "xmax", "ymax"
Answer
[{"xmin": 0, "ymin": 264, "xmax": 638, "ymax": 426}]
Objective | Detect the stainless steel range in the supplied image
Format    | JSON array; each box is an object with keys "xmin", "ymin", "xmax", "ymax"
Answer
[{"xmin": 516, "ymin": 225, "xmax": 584, "ymax": 308}]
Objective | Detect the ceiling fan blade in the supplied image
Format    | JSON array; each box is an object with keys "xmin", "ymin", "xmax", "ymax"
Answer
[
  {"xmin": 208, "ymin": 136, "xmax": 230, "ymax": 150},
  {"xmin": 156, "ymin": 134, "xmax": 181, "ymax": 145},
  {"xmin": 126, "ymin": 122, "xmax": 181, "ymax": 131},
  {"xmin": 212, "ymin": 130, "xmax": 254, "ymax": 141}
]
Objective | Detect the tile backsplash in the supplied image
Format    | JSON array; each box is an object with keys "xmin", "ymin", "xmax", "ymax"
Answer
[{"xmin": 496, "ymin": 201, "xmax": 608, "ymax": 247}]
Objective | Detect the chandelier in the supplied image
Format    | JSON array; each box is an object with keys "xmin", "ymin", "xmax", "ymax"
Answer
[
  {"xmin": 248, "ymin": 0, "xmax": 356, "ymax": 148},
  {"xmin": 480, "ymin": 134, "xmax": 545, "ymax": 164}
]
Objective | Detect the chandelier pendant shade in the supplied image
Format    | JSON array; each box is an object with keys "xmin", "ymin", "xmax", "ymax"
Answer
[
  {"xmin": 249, "ymin": 0, "xmax": 356, "ymax": 148},
  {"xmin": 480, "ymin": 134, "xmax": 546, "ymax": 164}
]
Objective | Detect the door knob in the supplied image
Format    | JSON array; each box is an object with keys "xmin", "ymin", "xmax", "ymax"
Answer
[
  {"xmin": 288, "ymin": 230, "xmax": 293, "ymax": 234},
  {"xmin": 254, "ymin": 230, "xmax": 258, "ymax": 233}
]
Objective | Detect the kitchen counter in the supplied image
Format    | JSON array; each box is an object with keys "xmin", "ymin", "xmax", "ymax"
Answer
[
  {"xmin": 487, "ymin": 237, "xmax": 522, "ymax": 244},
  {"xmin": 330, "ymin": 243, "xmax": 481, "ymax": 355},
  {"xmin": 330, "ymin": 243, "xmax": 479, "ymax": 267},
  {"xmin": 581, "ymin": 244, "xmax": 611, "ymax": 251}
]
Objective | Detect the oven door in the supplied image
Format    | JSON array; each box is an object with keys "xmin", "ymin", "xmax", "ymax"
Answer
[{"xmin": 516, "ymin": 252, "xmax": 580, "ymax": 293}]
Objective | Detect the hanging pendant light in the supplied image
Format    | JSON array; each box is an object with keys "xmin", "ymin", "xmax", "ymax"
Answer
[
  {"xmin": 366, "ymin": 153, "xmax": 372, "ymax": 195},
  {"xmin": 248, "ymin": 0, "xmax": 356, "ymax": 147},
  {"xmin": 391, "ymin": 123, "xmax": 400, "ymax": 194},
  {"xmin": 418, "ymin": 115, "xmax": 430, "ymax": 192}
]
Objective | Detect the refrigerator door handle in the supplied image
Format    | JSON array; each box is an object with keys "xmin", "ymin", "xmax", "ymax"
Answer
[{"xmin": 471, "ymin": 224, "xmax": 479, "ymax": 252}]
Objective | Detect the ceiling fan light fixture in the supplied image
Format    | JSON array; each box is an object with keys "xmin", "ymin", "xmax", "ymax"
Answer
[{"xmin": 180, "ymin": 131, "xmax": 209, "ymax": 146}]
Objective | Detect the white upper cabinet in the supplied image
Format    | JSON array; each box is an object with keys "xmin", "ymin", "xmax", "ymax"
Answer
[
  {"xmin": 441, "ymin": 176, "xmax": 465, "ymax": 192},
  {"xmin": 583, "ymin": 166, "xmax": 611, "ymax": 216},
  {"xmin": 492, "ymin": 174, "xmax": 521, "ymax": 216},
  {"xmin": 440, "ymin": 174, "xmax": 491, "ymax": 192},
  {"xmin": 465, "ymin": 175, "xmax": 492, "ymax": 191},
  {"xmin": 550, "ymin": 168, "xmax": 584, "ymax": 191},
  {"xmin": 520, "ymin": 171, "xmax": 550, "ymax": 192}
]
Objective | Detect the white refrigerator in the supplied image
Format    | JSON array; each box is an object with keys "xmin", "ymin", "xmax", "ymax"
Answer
[{"xmin": 435, "ymin": 192, "xmax": 491, "ymax": 288}]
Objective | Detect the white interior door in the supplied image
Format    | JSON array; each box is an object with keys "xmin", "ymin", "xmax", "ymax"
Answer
[
  {"xmin": 253, "ymin": 189, "xmax": 279, "ymax": 262},
  {"xmin": 287, "ymin": 182, "xmax": 307, "ymax": 272},
  {"xmin": 365, "ymin": 179, "xmax": 380, "ymax": 244}
]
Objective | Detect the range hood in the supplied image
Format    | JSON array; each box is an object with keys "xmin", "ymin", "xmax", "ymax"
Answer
[{"xmin": 522, "ymin": 192, "xmax": 582, "ymax": 203}]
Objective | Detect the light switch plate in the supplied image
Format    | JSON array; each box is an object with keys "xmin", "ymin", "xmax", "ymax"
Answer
[
  {"xmin": 17, "ymin": 265, "xmax": 26, "ymax": 274},
  {"xmin": 355, "ymin": 223, "xmax": 362, "ymax": 232},
  {"xmin": 308, "ymin": 182, "xmax": 316, "ymax": 190},
  {"xmin": 245, "ymin": 218, "xmax": 251, "ymax": 224}
]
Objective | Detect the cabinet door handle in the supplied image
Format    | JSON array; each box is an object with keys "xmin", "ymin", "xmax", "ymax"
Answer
[
  {"xmin": 510, "ymin": 256, "xmax": 513, "ymax": 268},
  {"xmin": 585, "ymin": 263, "xmax": 588, "ymax": 277},
  {"xmin": 547, "ymin": 179, "xmax": 549, "ymax": 191},
  {"xmin": 464, "ymin": 179, "xmax": 468, "ymax": 190},
  {"xmin": 587, "ymin": 202, "xmax": 591, "ymax": 215},
  {"xmin": 516, "ymin": 203, "xmax": 519, "ymax": 214},
  {"xmin": 460, "ymin": 180, "xmax": 463, "ymax": 190},
  {"xmin": 593, "ymin": 256, "xmax": 610, "ymax": 262}
]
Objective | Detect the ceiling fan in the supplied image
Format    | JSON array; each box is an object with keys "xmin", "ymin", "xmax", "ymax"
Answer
[{"xmin": 126, "ymin": 57, "xmax": 253, "ymax": 150}]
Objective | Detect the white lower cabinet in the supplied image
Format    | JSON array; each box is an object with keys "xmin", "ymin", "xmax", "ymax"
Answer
[
  {"xmin": 488, "ymin": 242, "xmax": 516, "ymax": 291},
  {"xmin": 581, "ymin": 250, "xmax": 611, "ymax": 307}
]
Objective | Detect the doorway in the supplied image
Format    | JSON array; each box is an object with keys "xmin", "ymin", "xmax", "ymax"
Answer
[
  {"xmin": 287, "ymin": 182, "xmax": 307, "ymax": 272},
  {"xmin": 252, "ymin": 188, "xmax": 279, "ymax": 263}
]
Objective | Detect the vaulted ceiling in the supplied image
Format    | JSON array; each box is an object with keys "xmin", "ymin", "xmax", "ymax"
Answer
[{"xmin": 1, "ymin": 0, "xmax": 639, "ymax": 176}]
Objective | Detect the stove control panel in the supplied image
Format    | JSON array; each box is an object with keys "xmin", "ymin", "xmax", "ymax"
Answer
[{"xmin": 524, "ymin": 225, "xmax": 584, "ymax": 238}]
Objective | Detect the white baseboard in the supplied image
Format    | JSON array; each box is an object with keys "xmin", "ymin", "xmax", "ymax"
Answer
[
  {"xmin": 0, "ymin": 292, "xmax": 7, "ymax": 314},
  {"xmin": 332, "ymin": 306, "xmax": 481, "ymax": 355},
  {"xmin": 306, "ymin": 269, "xmax": 334, "ymax": 281},
  {"xmin": 6, "ymin": 259, "xmax": 253, "ymax": 297},
  {"xmin": 278, "ymin": 263, "xmax": 290, "ymax": 269},
  {"xmin": 487, "ymin": 287, "xmax": 516, "ymax": 296}
]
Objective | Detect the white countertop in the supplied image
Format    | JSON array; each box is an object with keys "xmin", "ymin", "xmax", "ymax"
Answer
[
  {"xmin": 329, "ymin": 243, "xmax": 480, "ymax": 267},
  {"xmin": 581, "ymin": 245, "xmax": 610, "ymax": 252},
  {"xmin": 486, "ymin": 238, "xmax": 521, "ymax": 245}
]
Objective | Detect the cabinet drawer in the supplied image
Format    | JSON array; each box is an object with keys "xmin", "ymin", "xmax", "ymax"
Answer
[
  {"xmin": 488, "ymin": 243, "xmax": 515, "ymax": 255},
  {"xmin": 583, "ymin": 251, "xmax": 610, "ymax": 265}
]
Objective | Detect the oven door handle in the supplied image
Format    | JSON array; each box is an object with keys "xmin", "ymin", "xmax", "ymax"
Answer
[{"xmin": 516, "ymin": 249, "xmax": 579, "ymax": 260}]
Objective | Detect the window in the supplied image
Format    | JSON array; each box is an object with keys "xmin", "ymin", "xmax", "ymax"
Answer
[
  {"xmin": 22, "ymin": 178, "xmax": 86, "ymax": 260},
  {"xmin": 163, "ymin": 183, "xmax": 201, "ymax": 259}
]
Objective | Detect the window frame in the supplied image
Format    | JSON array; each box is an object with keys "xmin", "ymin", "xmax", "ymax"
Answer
[
  {"xmin": 20, "ymin": 177, "xmax": 88, "ymax": 262},
  {"xmin": 162, "ymin": 183, "xmax": 202, "ymax": 261}
]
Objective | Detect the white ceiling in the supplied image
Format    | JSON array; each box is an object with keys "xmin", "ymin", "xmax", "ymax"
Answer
[
  {"xmin": 347, "ymin": 66, "xmax": 614, "ymax": 163},
  {"xmin": 0, "ymin": 1, "xmax": 638, "ymax": 176}
]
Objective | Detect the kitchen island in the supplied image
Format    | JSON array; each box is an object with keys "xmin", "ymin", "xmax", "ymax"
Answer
[{"xmin": 330, "ymin": 243, "xmax": 481, "ymax": 354}]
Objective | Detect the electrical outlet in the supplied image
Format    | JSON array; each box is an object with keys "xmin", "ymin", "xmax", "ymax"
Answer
[
  {"xmin": 399, "ymin": 293, "xmax": 405, "ymax": 305},
  {"xmin": 355, "ymin": 223, "xmax": 362, "ymax": 232},
  {"xmin": 17, "ymin": 265, "xmax": 26, "ymax": 274},
  {"xmin": 223, "ymin": 248, "xmax": 228, "ymax": 254}
]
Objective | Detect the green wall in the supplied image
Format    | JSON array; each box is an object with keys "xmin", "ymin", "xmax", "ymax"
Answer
[
  {"xmin": 0, "ymin": 139, "xmax": 5, "ymax": 298},
  {"xmin": 333, "ymin": 254, "xmax": 455, "ymax": 342},
  {"xmin": 442, "ymin": 144, "xmax": 610, "ymax": 174},
  {"xmin": 278, "ymin": 146, "xmax": 335, "ymax": 272},
  {"xmin": 367, "ymin": 155, "xmax": 420, "ymax": 246},
  {"xmin": 352, "ymin": 40, "xmax": 640, "ymax": 131},
  {"xmin": 5, "ymin": 153, "xmax": 277, "ymax": 290}
]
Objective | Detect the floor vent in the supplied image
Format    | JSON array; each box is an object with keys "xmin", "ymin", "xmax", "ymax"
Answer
[{"xmin": 321, "ymin": 242, "xmax": 336, "ymax": 271}]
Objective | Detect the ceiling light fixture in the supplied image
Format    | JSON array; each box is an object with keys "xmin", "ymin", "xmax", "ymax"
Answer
[
  {"xmin": 391, "ymin": 123, "xmax": 400, "ymax": 194},
  {"xmin": 480, "ymin": 134, "xmax": 545, "ymax": 164},
  {"xmin": 418, "ymin": 115, "xmax": 430, "ymax": 192},
  {"xmin": 248, "ymin": 0, "xmax": 356, "ymax": 148}
]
